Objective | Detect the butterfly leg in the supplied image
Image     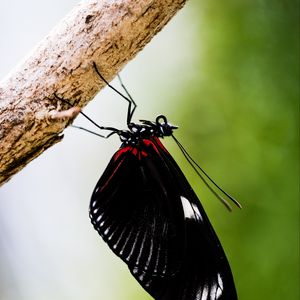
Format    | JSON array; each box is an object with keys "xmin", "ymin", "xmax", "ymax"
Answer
[
  {"xmin": 53, "ymin": 93, "xmax": 119, "ymax": 138},
  {"xmin": 92, "ymin": 62, "xmax": 136, "ymax": 125}
]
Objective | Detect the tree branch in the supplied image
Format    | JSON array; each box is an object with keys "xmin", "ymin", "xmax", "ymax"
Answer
[{"xmin": 0, "ymin": 0, "xmax": 186, "ymax": 186}]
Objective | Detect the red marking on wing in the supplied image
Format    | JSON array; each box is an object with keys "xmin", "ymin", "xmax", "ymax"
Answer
[
  {"xmin": 112, "ymin": 137, "xmax": 170, "ymax": 163},
  {"xmin": 98, "ymin": 156, "xmax": 126, "ymax": 193},
  {"xmin": 143, "ymin": 137, "xmax": 170, "ymax": 155},
  {"xmin": 113, "ymin": 146, "xmax": 132, "ymax": 161}
]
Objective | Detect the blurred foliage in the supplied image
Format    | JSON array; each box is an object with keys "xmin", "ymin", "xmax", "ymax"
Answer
[{"xmin": 167, "ymin": 1, "xmax": 299, "ymax": 300}]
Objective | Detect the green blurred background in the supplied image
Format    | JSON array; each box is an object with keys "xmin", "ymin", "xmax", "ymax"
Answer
[
  {"xmin": 172, "ymin": 1, "xmax": 299, "ymax": 300},
  {"xmin": 0, "ymin": 0, "xmax": 299, "ymax": 300}
]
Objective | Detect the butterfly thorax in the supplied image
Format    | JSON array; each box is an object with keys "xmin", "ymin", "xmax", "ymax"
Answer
[{"xmin": 118, "ymin": 115, "xmax": 178, "ymax": 147}]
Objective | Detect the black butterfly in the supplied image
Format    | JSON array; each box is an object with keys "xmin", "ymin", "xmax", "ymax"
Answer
[{"xmin": 71, "ymin": 63, "xmax": 240, "ymax": 299}]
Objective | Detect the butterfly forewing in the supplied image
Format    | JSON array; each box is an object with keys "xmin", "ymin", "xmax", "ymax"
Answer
[
  {"xmin": 89, "ymin": 137, "xmax": 237, "ymax": 300},
  {"xmin": 90, "ymin": 140, "xmax": 186, "ymax": 297}
]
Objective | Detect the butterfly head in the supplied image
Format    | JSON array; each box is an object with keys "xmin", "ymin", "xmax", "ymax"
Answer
[{"xmin": 155, "ymin": 115, "xmax": 178, "ymax": 137}]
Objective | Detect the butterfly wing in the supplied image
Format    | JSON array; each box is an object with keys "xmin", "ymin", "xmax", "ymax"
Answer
[
  {"xmin": 90, "ymin": 141, "xmax": 186, "ymax": 298},
  {"xmin": 151, "ymin": 138, "xmax": 238, "ymax": 300},
  {"xmin": 89, "ymin": 137, "xmax": 237, "ymax": 300}
]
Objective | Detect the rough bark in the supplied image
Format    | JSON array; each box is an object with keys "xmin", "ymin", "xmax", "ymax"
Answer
[{"xmin": 0, "ymin": 0, "xmax": 186, "ymax": 186}]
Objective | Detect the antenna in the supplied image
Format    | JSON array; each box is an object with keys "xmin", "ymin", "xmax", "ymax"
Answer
[{"xmin": 172, "ymin": 134, "xmax": 242, "ymax": 210}]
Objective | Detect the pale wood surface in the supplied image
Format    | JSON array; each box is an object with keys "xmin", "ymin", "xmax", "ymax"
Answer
[{"xmin": 0, "ymin": 0, "xmax": 186, "ymax": 185}]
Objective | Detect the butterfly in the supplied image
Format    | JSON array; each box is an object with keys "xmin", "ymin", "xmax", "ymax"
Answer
[{"xmin": 61, "ymin": 62, "xmax": 240, "ymax": 299}]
